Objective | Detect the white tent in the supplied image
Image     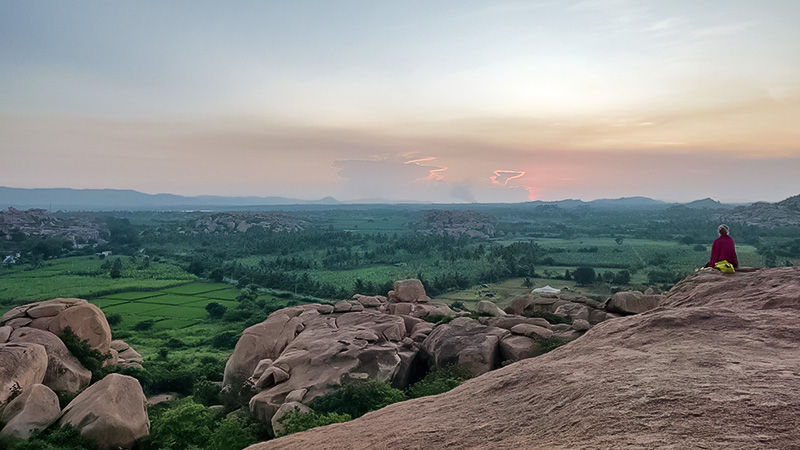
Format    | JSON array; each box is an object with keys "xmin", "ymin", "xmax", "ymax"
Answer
[{"xmin": 532, "ymin": 285, "xmax": 561, "ymax": 294}]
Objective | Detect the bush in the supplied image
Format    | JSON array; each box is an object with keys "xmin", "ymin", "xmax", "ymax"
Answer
[
  {"xmin": 572, "ymin": 266, "xmax": 596, "ymax": 285},
  {"xmin": 0, "ymin": 425, "xmax": 99, "ymax": 450},
  {"xmin": 205, "ymin": 302, "xmax": 227, "ymax": 320},
  {"xmin": 310, "ymin": 379, "xmax": 407, "ymax": 419},
  {"xmin": 193, "ymin": 377, "xmax": 220, "ymax": 406},
  {"xmin": 106, "ymin": 313, "xmax": 123, "ymax": 326},
  {"xmin": 132, "ymin": 319, "xmax": 155, "ymax": 331},
  {"xmin": 276, "ymin": 409, "xmax": 351, "ymax": 437},
  {"xmin": 209, "ymin": 416, "xmax": 259, "ymax": 450},
  {"xmin": 407, "ymin": 365, "xmax": 473, "ymax": 398},
  {"xmin": 150, "ymin": 398, "xmax": 212, "ymax": 450},
  {"xmin": 210, "ymin": 330, "xmax": 240, "ymax": 349},
  {"xmin": 536, "ymin": 336, "xmax": 569, "ymax": 354},
  {"xmin": 58, "ymin": 327, "xmax": 111, "ymax": 382}
]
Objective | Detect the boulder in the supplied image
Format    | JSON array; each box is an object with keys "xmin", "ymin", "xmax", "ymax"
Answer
[
  {"xmin": 607, "ymin": 291, "xmax": 662, "ymax": 315},
  {"xmin": 0, "ymin": 383, "xmax": 61, "ymax": 440},
  {"xmin": 26, "ymin": 300, "xmax": 71, "ymax": 319},
  {"xmin": 59, "ymin": 373, "xmax": 149, "ymax": 450},
  {"xmin": 478, "ymin": 317, "xmax": 552, "ymax": 330},
  {"xmin": 510, "ymin": 324, "xmax": 554, "ymax": 339},
  {"xmin": 9, "ymin": 327, "xmax": 91, "ymax": 393},
  {"xmin": 251, "ymin": 359, "xmax": 274, "ymax": 380},
  {"xmin": 504, "ymin": 294, "xmax": 535, "ymax": 315},
  {"xmin": 333, "ymin": 301, "xmax": 352, "ymax": 313},
  {"xmin": 588, "ymin": 309, "xmax": 609, "ymax": 324},
  {"xmin": 499, "ymin": 335, "xmax": 545, "ymax": 362},
  {"xmin": 0, "ymin": 325, "xmax": 11, "ymax": 343},
  {"xmin": 316, "ymin": 305, "xmax": 334, "ymax": 314},
  {"xmin": 421, "ymin": 318, "xmax": 509, "ymax": 377},
  {"xmin": 475, "ymin": 300, "xmax": 507, "ymax": 317},
  {"xmin": 353, "ymin": 295, "xmax": 383, "ymax": 308},
  {"xmin": 1, "ymin": 305, "xmax": 31, "ymax": 323},
  {"xmin": 110, "ymin": 340, "xmax": 130, "ymax": 352},
  {"xmin": 392, "ymin": 279, "xmax": 428, "ymax": 303},
  {"xmin": 46, "ymin": 301, "xmax": 112, "ymax": 354},
  {"xmin": 6, "ymin": 318, "xmax": 32, "ymax": 329},
  {"xmin": 284, "ymin": 388, "xmax": 307, "ymax": 403},
  {"xmin": 553, "ymin": 303, "xmax": 589, "ymax": 321},
  {"xmin": 271, "ymin": 401, "xmax": 312, "ymax": 437},
  {"xmin": 572, "ymin": 319, "xmax": 591, "ymax": 331},
  {"xmin": 248, "ymin": 311, "xmax": 412, "ymax": 421},
  {"xmin": 223, "ymin": 305, "xmax": 316, "ymax": 398},
  {"xmin": 0, "ymin": 343, "xmax": 48, "ymax": 405}
]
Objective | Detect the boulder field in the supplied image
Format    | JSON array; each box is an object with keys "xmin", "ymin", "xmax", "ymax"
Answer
[
  {"xmin": 247, "ymin": 267, "xmax": 800, "ymax": 450},
  {"xmin": 0, "ymin": 298, "xmax": 147, "ymax": 449},
  {"xmin": 224, "ymin": 278, "xmax": 654, "ymax": 434}
]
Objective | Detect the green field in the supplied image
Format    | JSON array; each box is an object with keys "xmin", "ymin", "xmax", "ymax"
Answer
[{"xmin": 0, "ymin": 256, "xmax": 196, "ymax": 304}]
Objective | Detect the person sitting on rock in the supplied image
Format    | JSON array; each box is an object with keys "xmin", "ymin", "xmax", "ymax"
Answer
[{"xmin": 706, "ymin": 224, "xmax": 738, "ymax": 269}]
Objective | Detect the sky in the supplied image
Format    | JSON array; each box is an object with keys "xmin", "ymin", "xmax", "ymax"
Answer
[{"xmin": 2, "ymin": 0, "xmax": 800, "ymax": 204}]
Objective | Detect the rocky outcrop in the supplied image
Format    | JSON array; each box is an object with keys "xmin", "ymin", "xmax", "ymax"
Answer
[
  {"xmin": 606, "ymin": 291, "xmax": 662, "ymax": 315},
  {"xmin": 416, "ymin": 209, "xmax": 496, "ymax": 238},
  {"xmin": 420, "ymin": 317, "xmax": 509, "ymax": 377},
  {"xmin": 59, "ymin": 373, "xmax": 149, "ymax": 450},
  {"xmin": 389, "ymin": 279, "xmax": 428, "ymax": 303},
  {"xmin": 8, "ymin": 327, "xmax": 91, "ymax": 393},
  {"xmin": 0, "ymin": 383, "xmax": 61, "ymax": 440},
  {"xmin": 0, "ymin": 342, "xmax": 48, "ymax": 405},
  {"xmin": 1, "ymin": 298, "xmax": 112, "ymax": 354},
  {"xmin": 246, "ymin": 310, "xmax": 410, "ymax": 423},
  {"xmin": 722, "ymin": 194, "xmax": 800, "ymax": 228},
  {"xmin": 193, "ymin": 212, "xmax": 307, "ymax": 234},
  {"xmin": 223, "ymin": 305, "xmax": 314, "ymax": 401},
  {"xmin": 0, "ymin": 207, "xmax": 107, "ymax": 247},
  {"xmin": 247, "ymin": 267, "xmax": 800, "ymax": 450}
]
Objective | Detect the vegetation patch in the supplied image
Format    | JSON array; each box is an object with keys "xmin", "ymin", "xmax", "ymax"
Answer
[{"xmin": 407, "ymin": 365, "xmax": 473, "ymax": 398}]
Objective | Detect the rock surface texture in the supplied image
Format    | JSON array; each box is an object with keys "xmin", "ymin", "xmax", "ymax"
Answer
[
  {"xmin": 0, "ymin": 342, "xmax": 48, "ymax": 405},
  {"xmin": 0, "ymin": 383, "xmax": 61, "ymax": 440},
  {"xmin": 247, "ymin": 267, "xmax": 800, "ymax": 450},
  {"xmin": 59, "ymin": 373, "xmax": 149, "ymax": 450}
]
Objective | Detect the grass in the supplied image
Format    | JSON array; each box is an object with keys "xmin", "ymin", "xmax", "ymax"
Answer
[{"xmin": 0, "ymin": 256, "xmax": 196, "ymax": 305}]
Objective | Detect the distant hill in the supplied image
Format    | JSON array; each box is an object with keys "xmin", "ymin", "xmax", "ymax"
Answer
[
  {"xmin": 684, "ymin": 198, "xmax": 735, "ymax": 210},
  {"xmin": 526, "ymin": 196, "xmax": 668, "ymax": 210},
  {"xmin": 723, "ymin": 194, "xmax": 800, "ymax": 228},
  {"xmin": 0, "ymin": 187, "xmax": 341, "ymax": 211}
]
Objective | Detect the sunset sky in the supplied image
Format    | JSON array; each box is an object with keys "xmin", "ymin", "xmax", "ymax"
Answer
[{"xmin": 2, "ymin": 1, "xmax": 799, "ymax": 203}]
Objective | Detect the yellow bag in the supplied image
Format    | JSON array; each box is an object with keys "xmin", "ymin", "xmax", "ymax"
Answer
[{"xmin": 715, "ymin": 260, "xmax": 735, "ymax": 274}]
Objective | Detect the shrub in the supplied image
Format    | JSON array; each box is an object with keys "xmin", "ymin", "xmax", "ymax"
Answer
[
  {"xmin": 210, "ymin": 330, "xmax": 240, "ymax": 349},
  {"xmin": 209, "ymin": 416, "xmax": 259, "ymax": 450},
  {"xmin": 150, "ymin": 397, "xmax": 213, "ymax": 450},
  {"xmin": 536, "ymin": 336, "xmax": 569, "ymax": 354},
  {"xmin": 572, "ymin": 266, "xmax": 596, "ymax": 285},
  {"xmin": 205, "ymin": 302, "xmax": 227, "ymax": 320},
  {"xmin": 132, "ymin": 319, "xmax": 155, "ymax": 331},
  {"xmin": 407, "ymin": 365, "xmax": 473, "ymax": 398},
  {"xmin": 193, "ymin": 377, "xmax": 220, "ymax": 406},
  {"xmin": 276, "ymin": 409, "xmax": 351, "ymax": 437},
  {"xmin": 106, "ymin": 313, "xmax": 123, "ymax": 326},
  {"xmin": 0, "ymin": 424, "xmax": 99, "ymax": 450},
  {"xmin": 58, "ymin": 327, "xmax": 111, "ymax": 382},
  {"xmin": 310, "ymin": 379, "xmax": 407, "ymax": 419}
]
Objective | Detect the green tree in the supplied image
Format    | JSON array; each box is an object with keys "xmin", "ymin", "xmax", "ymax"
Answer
[
  {"xmin": 150, "ymin": 398, "xmax": 212, "ymax": 450},
  {"xmin": 109, "ymin": 258, "xmax": 123, "ymax": 279},
  {"xmin": 612, "ymin": 269, "xmax": 631, "ymax": 285},
  {"xmin": 205, "ymin": 302, "xmax": 227, "ymax": 320},
  {"xmin": 572, "ymin": 266, "xmax": 596, "ymax": 285}
]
